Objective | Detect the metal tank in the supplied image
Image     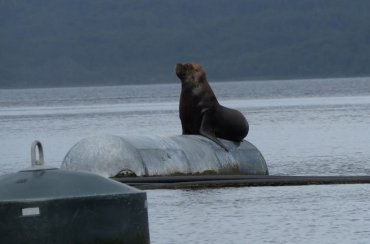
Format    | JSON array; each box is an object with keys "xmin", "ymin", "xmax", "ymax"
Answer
[
  {"xmin": 0, "ymin": 141, "xmax": 150, "ymax": 244},
  {"xmin": 62, "ymin": 134, "xmax": 268, "ymax": 177}
]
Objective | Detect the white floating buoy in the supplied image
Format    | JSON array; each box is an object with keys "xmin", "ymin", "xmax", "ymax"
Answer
[{"xmin": 61, "ymin": 135, "xmax": 268, "ymax": 177}]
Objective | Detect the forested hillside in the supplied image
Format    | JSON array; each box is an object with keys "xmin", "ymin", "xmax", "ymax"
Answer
[{"xmin": 1, "ymin": 0, "xmax": 370, "ymax": 88}]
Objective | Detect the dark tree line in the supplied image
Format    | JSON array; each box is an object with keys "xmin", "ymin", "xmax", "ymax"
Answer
[{"xmin": 1, "ymin": 0, "xmax": 370, "ymax": 88}]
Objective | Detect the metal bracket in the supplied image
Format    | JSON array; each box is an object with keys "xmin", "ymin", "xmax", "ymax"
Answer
[
  {"xmin": 20, "ymin": 140, "xmax": 57, "ymax": 172},
  {"xmin": 31, "ymin": 140, "xmax": 45, "ymax": 167}
]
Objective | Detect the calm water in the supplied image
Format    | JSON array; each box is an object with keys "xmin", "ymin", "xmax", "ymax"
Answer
[{"xmin": 1, "ymin": 77, "xmax": 370, "ymax": 243}]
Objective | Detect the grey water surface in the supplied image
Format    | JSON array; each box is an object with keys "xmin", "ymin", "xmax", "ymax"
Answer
[{"xmin": 1, "ymin": 77, "xmax": 370, "ymax": 243}]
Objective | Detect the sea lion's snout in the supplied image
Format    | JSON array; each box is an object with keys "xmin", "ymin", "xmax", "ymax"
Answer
[
  {"xmin": 176, "ymin": 63, "xmax": 189, "ymax": 80},
  {"xmin": 176, "ymin": 63, "xmax": 184, "ymax": 77}
]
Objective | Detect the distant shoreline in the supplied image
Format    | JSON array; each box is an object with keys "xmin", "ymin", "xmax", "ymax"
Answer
[
  {"xmin": 1, "ymin": 74, "xmax": 370, "ymax": 90},
  {"xmin": 2, "ymin": 1, "xmax": 370, "ymax": 90}
]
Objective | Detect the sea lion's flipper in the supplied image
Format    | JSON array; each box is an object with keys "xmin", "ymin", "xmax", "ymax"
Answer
[
  {"xmin": 200, "ymin": 113, "xmax": 229, "ymax": 151},
  {"xmin": 181, "ymin": 124, "xmax": 190, "ymax": 135}
]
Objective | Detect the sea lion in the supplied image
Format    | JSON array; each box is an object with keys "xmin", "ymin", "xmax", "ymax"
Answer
[{"xmin": 175, "ymin": 63, "xmax": 249, "ymax": 151}]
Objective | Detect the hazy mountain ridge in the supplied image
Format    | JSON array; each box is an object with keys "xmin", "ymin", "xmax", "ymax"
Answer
[{"xmin": 1, "ymin": 0, "xmax": 370, "ymax": 88}]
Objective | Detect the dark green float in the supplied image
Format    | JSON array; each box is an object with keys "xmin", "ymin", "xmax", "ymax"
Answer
[{"xmin": 0, "ymin": 141, "xmax": 150, "ymax": 244}]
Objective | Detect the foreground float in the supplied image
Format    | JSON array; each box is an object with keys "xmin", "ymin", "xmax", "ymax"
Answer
[{"xmin": 0, "ymin": 141, "xmax": 150, "ymax": 243}]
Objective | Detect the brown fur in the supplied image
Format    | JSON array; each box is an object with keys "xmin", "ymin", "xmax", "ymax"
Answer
[{"xmin": 176, "ymin": 63, "xmax": 249, "ymax": 151}]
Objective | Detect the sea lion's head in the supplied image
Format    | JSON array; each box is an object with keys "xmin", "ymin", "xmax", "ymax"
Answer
[{"xmin": 176, "ymin": 63, "xmax": 206, "ymax": 86}]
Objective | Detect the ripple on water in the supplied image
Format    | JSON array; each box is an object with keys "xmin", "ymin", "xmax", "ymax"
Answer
[{"xmin": 148, "ymin": 185, "xmax": 370, "ymax": 244}]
